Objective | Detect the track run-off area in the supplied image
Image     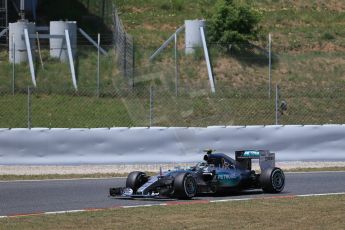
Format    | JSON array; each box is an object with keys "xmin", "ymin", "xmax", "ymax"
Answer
[{"xmin": 0, "ymin": 171, "xmax": 345, "ymax": 218}]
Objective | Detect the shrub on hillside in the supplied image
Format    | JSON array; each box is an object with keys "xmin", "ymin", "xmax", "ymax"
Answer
[{"xmin": 207, "ymin": 0, "xmax": 261, "ymax": 48}]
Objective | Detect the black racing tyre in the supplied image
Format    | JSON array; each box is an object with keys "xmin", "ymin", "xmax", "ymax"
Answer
[
  {"xmin": 260, "ymin": 167, "xmax": 285, "ymax": 193},
  {"xmin": 126, "ymin": 171, "xmax": 148, "ymax": 192},
  {"xmin": 173, "ymin": 173, "xmax": 197, "ymax": 199}
]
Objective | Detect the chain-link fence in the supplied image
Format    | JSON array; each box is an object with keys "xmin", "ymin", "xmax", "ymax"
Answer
[
  {"xmin": 1, "ymin": 84, "xmax": 345, "ymax": 128},
  {"xmin": 1, "ymin": 30, "xmax": 345, "ymax": 128},
  {"xmin": 0, "ymin": 38, "xmax": 121, "ymax": 91},
  {"xmin": 78, "ymin": 0, "xmax": 135, "ymax": 86},
  {"xmin": 112, "ymin": 4, "xmax": 134, "ymax": 85}
]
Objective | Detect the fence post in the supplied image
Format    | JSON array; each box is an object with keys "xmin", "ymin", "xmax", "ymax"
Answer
[
  {"xmin": 112, "ymin": 4, "xmax": 116, "ymax": 47},
  {"xmin": 275, "ymin": 84, "xmax": 279, "ymax": 125},
  {"xmin": 150, "ymin": 86, "xmax": 154, "ymax": 127},
  {"xmin": 36, "ymin": 32, "xmax": 44, "ymax": 70},
  {"xmin": 123, "ymin": 35, "xmax": 127, "ymax": 78},
  {"xmin": 12, "ymin": 34, "xmax": 15, "ymax": 95},
  {"xmin": 268, "ymin": 33, "xmax": 272, "ymax": 99},
  {"xmin": 130, "ymin": 37, "xmax": 135, "ymax": 88},
  {"xmin": 174, "ymin": 33, "xmax": 179, "ymax": 97},
  {"xmin": 97, "ymin": 33, "xmax": 100, "ymax": 97},
  {"xmin": 115, "ymin": 11, "xmax": 119, "ymax": 51},
  {"xmin": 27, "ymin": 86, "xmax": 32, "ymax": 129}
]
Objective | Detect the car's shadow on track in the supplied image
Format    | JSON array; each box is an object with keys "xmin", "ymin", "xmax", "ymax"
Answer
[
  {"xmin": 109, "ymin": 189, "xmax": 291, "ymax": 202},
  {"xmin": 109, "ymin": 196, "xmax": 176, "ymax": 202}
]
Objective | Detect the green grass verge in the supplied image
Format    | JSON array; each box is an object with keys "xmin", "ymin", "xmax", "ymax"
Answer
[
  {"xmin": 1, "ymin": 195, "xmax": 344, "ymax": 229},
  {"xmin": 1, "ymin": 86, "xmax": 345, "ymax": 127},
  {"xmin": 0, "ymin": 93, "xmax": 143, "ymax": 128},
  {"xmin": 0, "ymin": 47, "xmax": 119, "ymax": 90}
]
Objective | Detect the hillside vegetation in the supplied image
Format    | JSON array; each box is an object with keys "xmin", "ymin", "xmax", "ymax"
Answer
[
  {"xmin": 1, "ymin": 0, "xmax": 344, "ymax": 89},
  {"xmin": 1, "ymin": 0, "xmax": 345, "ymax": 127},
  {"xmin": 116, "ymin": 0, "xmax": 345, "ymax": 50},
  {"xmin": 114, "ymin": 0, "xmax": 345, "ymax": 89}
]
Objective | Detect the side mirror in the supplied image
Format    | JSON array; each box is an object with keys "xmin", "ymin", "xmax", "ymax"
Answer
[{"xmin": 203, "ymin": 149, "xmax": 215, "ymax": 155}]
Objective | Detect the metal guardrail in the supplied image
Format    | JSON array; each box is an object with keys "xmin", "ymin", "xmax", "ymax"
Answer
[{"xmin": 1, "ymin": 125, "xmax": 345, "ymax": 165}]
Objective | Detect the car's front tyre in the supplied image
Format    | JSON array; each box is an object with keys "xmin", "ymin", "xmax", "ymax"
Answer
[
  {"xmin": 173, "ymin": 172, "xmax": 197, "ymax": 199},
  {"xmin": 126, "ymin": 171, "xmax": 148, "ymax": 193}
]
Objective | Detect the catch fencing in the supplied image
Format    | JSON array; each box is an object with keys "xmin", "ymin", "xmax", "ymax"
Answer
[
  {"xmin": 0, "ymin": 31, "xmax": 345, "ymax": 128},
  {"xmin": 0, "ymin": 85, "xmax": 345, "ymax": 128},
  {"xmin": 78, "ymin": 0, "xmax": 134, "ymax": 84},
  {"xmin": 112, "ymin": 5, "xmax": 134, "ymax": 85}
]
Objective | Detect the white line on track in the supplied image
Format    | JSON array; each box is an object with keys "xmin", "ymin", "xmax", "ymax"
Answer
[
  {"xmin": 122, "ymin": 204, "xmax": 164, "ymax": 209},
  {"xmin": 44, "ymin": 210, "xmax": 86, "ymax": 215},
  {"xmin": 210, "ymin": 192, "xmax": 345, "ymax": 203},
  {"xmin": 285, "ymin": 171, "xmax": 345, "ymax": 174},
  {"xmin": 297, "ymin": 192, "xmax": 345, "ymax": 197},
  {"xmin": 1, "ymin": 192, "xmax": 344, "ymax": 219},
  {"xmin": 210, "ymin": 198, "xmax": 253, "ymax": 203}
]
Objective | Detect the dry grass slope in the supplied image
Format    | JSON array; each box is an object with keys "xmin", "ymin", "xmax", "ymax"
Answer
[{"xmin": 1, "ymin": 195, "xmax": 344, "ymax": 229}]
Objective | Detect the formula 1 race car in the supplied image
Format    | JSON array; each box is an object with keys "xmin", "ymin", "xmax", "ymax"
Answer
[{"xmin": 109, "ymin": 150, "xmax": 285, "ymax": 199}]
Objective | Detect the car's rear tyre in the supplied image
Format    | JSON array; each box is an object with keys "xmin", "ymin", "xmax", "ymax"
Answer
[
  {"xmin": 126, "ymin": 171, "xmax": 148, "ymax": 192},
  {"xmin": 260, "ymin": 167, "xmax": 285, "ymax": 193},
  {"xmin": 173, "ymin": 173, "xmax": 197, "ymax": 199}
]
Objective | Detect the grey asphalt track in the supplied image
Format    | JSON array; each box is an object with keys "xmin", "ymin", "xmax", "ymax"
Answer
[{"xmin": 1, "ymin": 172, "xmax": 345, "ymax": 216}]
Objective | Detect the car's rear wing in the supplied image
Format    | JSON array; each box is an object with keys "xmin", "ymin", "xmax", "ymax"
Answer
[{"xmin": 235, "ymin": 150, "xmax": 275, "ymax": 171}]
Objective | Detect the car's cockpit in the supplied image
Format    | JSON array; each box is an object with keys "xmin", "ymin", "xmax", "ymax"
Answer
[{"xmin": 203, "ymin": 152, "xmax": 236, "ymax": 169}]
